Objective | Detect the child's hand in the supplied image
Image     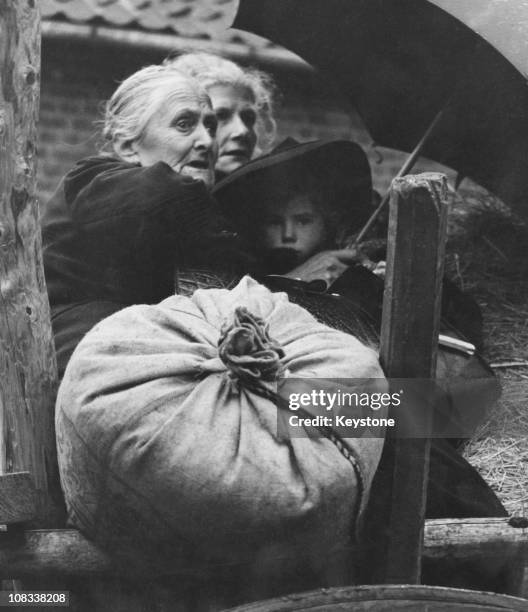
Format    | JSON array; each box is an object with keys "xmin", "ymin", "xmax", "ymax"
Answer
[
  {"xmin": 285, "ymin": 249, "xmax": 364, "ymax": 284},
  {"xmin": 371, "ymin": 260, "xmax": 386, "ymax": 278}
]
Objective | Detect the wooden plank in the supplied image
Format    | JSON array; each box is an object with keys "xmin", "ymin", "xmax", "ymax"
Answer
[
  {"xmin": 362, "ymin": 173, "xmax": 448, "ymax": 584},
  {"xmin": 0, "ymin": 529, "xmax": 112, "ymax": 577},
  {"xmin": 0, "ymin": 472, "xmax": 36, "ymax": 524},
  {"xmin": 516, "ymin": 566, "xmax": 528, "ymax": 600},
  {"xmin": 424, "ymin": 518, "xmax": 528, "ymax": 562},
  {"xmin": 425, "ymin": 517, "xmax": 528, "ymax": 598},
  {"xmin": 505, "ymin": 560, "xmax": 528, "ymax": 600},
  {"xmin": 0, "ymin": 519, "xmax": 524, "ymax": 578},
  {"xmin": 0, "ymin": 1, "xmax": 63, "ymax": 526},
  {"xmin": 223, "ymin": 584, "xmax": 528, "ymax": 611}
]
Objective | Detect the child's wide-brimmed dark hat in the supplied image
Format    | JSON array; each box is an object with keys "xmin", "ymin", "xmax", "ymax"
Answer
[{"xmin": 213, "ymin": 137, "xmax": 373, "ymax": 233}]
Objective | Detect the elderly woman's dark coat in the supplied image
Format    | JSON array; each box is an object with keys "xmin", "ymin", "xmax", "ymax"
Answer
[{"xmin": 42, "ymin": 155, "xmax": 241, "ymax": 378}]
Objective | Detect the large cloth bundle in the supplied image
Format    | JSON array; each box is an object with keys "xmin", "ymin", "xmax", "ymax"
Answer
[{"xmin": 56, "ymin": 276, "xmax": 385, "ymax": 577}]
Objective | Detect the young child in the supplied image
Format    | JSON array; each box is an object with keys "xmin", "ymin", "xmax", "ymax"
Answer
[
  {"xmin": 214, "ymin": 137, "xmax": 386, "ymax": 320},
  {"xmin": 258, "ymin": 185, "xmax": 387, "ymax": 282},
  {"xmin": 214, "ymin": 137, "xmax": 377, "ymax": 275}
]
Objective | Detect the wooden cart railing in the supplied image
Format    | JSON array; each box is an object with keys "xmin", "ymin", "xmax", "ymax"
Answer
[{"xmin": 1, "ymin": 0, "xmax": 527, "ymax": 609}]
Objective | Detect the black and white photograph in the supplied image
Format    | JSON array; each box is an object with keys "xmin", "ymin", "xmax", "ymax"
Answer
[{"xmin": 1, "ymin": 0, "xmax": 528, "ymax": 610}]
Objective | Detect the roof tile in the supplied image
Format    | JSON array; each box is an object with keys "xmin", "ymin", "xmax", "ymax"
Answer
[
  {"xmin": 96, "ymin": 0, "xmax": 137, "ymax": 26},
  {"xmin": 41, "ymin": 0, "xmax": 290, "ymax": 54},
  {"xmin": 44, "ymin": 0, "xmax": 98, "ymax": 21},
  {"xmin": 43, "ymin": 0, "xmax": 237, "ymax": 36}
]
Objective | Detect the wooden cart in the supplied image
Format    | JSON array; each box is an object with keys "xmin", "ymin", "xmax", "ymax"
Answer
[{"xmin": 0, "ymin": 1, "xmax": 527, "ymax": 609}]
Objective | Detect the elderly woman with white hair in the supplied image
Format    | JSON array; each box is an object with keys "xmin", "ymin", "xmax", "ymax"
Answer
[
  {"xmin": 42, "ymin": 65, "xmax": 243, "ymax": 377},
  {"xmin": 165, "ymin": 52, "xmax": 277, "ymax": 178}
]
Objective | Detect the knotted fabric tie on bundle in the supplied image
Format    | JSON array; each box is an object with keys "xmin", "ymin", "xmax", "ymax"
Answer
[
  {"xmin": 218, "ymin": 307, "xmax": 285, "ymax": 385},
  {"xmin": 218, "ymin": 308, "xmax": 362, "ymax": 485}
]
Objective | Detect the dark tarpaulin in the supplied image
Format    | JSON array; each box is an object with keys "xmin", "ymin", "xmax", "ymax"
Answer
[{"xmin": 234, "ymin": 0, "xmax": 528, "ymax": 218}]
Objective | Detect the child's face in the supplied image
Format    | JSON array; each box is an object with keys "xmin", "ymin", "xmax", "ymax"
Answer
[{"xmin": 261, "ymin": 195, "xmax": 328, "ymax": 265}]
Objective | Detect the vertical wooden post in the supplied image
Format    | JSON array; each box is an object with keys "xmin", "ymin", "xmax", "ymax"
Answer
[
  {"xmin": 0, "ymin": 0, "xmax": 63, "ymax": 526},
  {"xmin": 361, "ymin": 173, "xmax": 448, "ymax": 584}
]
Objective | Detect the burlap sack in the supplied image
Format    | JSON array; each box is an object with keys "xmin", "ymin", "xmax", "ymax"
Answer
[{"xmin": 56, "ymin": 276, "xmax": 385, "ymax": 576}]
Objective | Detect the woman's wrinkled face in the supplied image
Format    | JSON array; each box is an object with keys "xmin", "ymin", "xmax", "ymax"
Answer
[
  {"xmin": 261, "ymin": 195, "xmax": 328, "ymax": 264},
  {"xmin": 207, "ymin": 83, "xmax": 258, "ymax": 175},
  {"xmin": 133, "ymin": 83, "xmax": 218, "ymax": 189}
]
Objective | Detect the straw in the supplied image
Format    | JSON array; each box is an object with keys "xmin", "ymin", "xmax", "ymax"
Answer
[{"xmin": 446, "ymin": 183, "xmax": 528, "ymax": 516}]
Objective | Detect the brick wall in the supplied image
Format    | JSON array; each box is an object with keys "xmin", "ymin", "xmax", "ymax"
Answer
[
  {"xmin": 37, "ymin": 36, "xmax": 454, "ymax": 206},
  {"xmin": 38, "ymin": 89, "xmax": 102, "ymax": 200}
]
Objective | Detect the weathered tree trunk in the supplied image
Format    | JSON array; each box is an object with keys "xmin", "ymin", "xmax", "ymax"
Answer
[{"xmin": 0, "ymin": 0, "xmax": 63, "ymax": 526}]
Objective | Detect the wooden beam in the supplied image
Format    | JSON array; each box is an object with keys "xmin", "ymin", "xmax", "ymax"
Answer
[
  {"xmin": 224, "ymin": 584, "xmax": 528, "ymax": 611},
  {"xmin": 41, "ymin": 21, "xmax": 312, "ymax": 72},
  {"xmin": 0, "ymin": 1, "xmax": 63, "ymax": 526},
  {"xmin": 362, "ymin": 173, "xmax": 448, "ymax": 584},
  {"xmin": 0, "ymin": 472, "xmax": 36, "ymax": 524},
  {"xmin": 426, "ymin": 517, "xmax": 528, "ymax": 598},
  {"xmin": 424, "ymin": 518, "xmax": 528, "ymax": 562},
  {"xmin": 0, "ymin": 529, "xmax": 112, "ymax": 578},
  {"xmin": 0, "ymin": 519, "xmax": 524, "ymax": 579}
]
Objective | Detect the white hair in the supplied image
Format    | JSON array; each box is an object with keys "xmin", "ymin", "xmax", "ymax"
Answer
[
  {"xmin": 164, "ymin": 52, "xmax": 277, "ymax": 154},
  {"xmin": 101, "ymin": 64, "xmax": 210, "ymax": 153}
]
